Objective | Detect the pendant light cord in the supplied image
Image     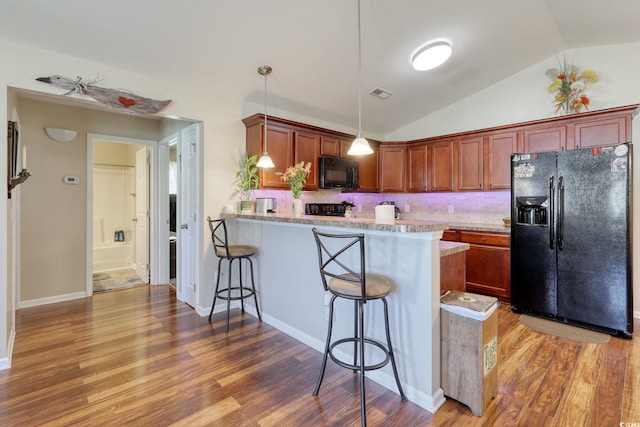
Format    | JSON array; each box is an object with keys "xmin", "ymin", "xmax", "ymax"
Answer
[
  {"xmin": 357, "ymin": 0, "xmax": 362, "ymax": 138},
  {"xmin": 264, "ymin": 69, "xmax": 268, "ymax": 150}
]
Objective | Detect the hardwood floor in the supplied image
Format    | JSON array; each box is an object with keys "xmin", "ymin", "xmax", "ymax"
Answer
[{"xmin": 0, "ymin": 285, "xmax": 637, "ymax": 426}]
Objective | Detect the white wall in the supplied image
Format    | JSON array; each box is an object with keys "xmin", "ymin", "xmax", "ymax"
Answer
[
  {"xmin": 387, "ymin": 42, "xmax": 640, "ymax": 141},
  {"xmin": 0, "ymin": 37, "xmax": 255, "ymax": 365},
  {"xmin": 2, "ymin": 37, "xmax": 639, "ymax": 366},
  {"xmin": 388, "ymin": 42, "xmax": 640, "ymax": 319}
]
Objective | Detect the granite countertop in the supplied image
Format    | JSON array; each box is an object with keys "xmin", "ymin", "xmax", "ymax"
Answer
[
  {"xmin": 440, "ymin": 241, "xmax": 470, "ymax": 257},
  {"xmin": 447, "ymin": 222, "xmax": 511, "ymax": 234},
  {"xmin": 221, "ymin": 212, "xmax": 448, "ymax": 233}
]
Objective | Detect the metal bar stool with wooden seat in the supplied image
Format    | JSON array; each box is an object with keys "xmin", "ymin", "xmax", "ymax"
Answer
[
  {"xmin": 311, "ymin": 227, "xmax": 407, "ymax": 426},
  {"xmin": 207, "ymin": 217, "xmax": 262, "ymax": 332}
]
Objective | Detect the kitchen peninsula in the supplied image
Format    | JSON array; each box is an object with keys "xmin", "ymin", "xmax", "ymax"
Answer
[{"xmin": 220, "ymin": 212, "xmax": 449, "ymax": 413}]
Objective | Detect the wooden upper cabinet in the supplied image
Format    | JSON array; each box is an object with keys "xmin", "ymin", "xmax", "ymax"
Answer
[
  {"xmin": 407, "ymin": 143, "xmax": 428, "ymax": 192},
  {"xmin": 320, "ymin": 135, "xmax": 342, "ymax": 157},
  {"xmin": 523, "ymin": 125, "xmax": 566, "ymax": 153},
  {"xmin": 574, "ymin": 116, "xmax": 628, "ymax": 149},
  {"xmin": 379, "ymin": 144, "xmax": 406, "ymax": 193},
  {"xmin": 486, "ymin": 131, "xmax": 519, "ymax": 190},
  {"xmin": 344, "ymin": 143, "xmax": 380, "ymax": 192},
  {"xmin": 294, "ymin": 131, "xmax": 320, "ymax": 190},
  {"xmin": 428, "ymin": 140, "xmax": 454, "ymax": 192},
  {"xmin": 246, "ymin": 122, "xmax": 292, "ymax": 189},
  {"xmin": 456, "ymin": 137, "xmax": 484, "ymax": 191},
  {"xmin": 245, "ymin": 105, "xmax": 637, "ymax": 193}
]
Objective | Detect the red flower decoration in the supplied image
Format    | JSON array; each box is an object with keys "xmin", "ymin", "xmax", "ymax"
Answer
[{"xmin": 118, "ymin": 96, "xmax": 136, "ymax": 107}]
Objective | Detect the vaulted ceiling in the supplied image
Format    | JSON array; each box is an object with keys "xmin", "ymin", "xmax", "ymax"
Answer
[{"xmin": 2, "ymin": 0, "xmax": 639, "ymax": 136}]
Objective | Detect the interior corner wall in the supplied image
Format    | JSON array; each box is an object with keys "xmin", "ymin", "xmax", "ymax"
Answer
[
  {"xmin": 387, "ymin": 41, "xmax": 640, "ymax": 317},
  {"xmin": 1, "ymin": 86, "xmax": 14, "ymax": 367},
  {"xmin": 17, "ymin": 98, "xmax": 161, "ymax": 304}
]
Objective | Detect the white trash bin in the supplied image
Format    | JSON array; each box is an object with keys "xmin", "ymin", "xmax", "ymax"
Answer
[{"xmin": 440, "ymin": 290, "xmax": 499, "ymax": 416}]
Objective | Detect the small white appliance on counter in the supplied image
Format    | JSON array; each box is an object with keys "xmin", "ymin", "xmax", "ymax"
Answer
[{"xmin": 255, "ymin": 198, "xmax": 276, "ymax": 213}]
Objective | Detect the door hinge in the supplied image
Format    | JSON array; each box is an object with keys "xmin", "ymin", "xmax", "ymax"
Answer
[
  {"xmin": 193, "ymin": 282, "xmax": 197, "ymax": 292},
  {"xmin": 146, "ymin": 264, "xmax": 150, "ymax": 271}
]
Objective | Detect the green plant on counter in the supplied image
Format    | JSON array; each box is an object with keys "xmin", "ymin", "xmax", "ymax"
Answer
[{"xmin": 237, "ymin": 153, "xmax": 260, "ymax": 210}]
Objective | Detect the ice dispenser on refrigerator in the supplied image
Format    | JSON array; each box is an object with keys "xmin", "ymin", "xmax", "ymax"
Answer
[{"xmin": 515, "ymin": 196, "xmax": 548, "ymax": 226}]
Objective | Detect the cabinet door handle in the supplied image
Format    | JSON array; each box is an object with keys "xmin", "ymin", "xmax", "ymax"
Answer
[{"xmin": 480, "ymin": 237, "xmax": 486, "ymax": 241}]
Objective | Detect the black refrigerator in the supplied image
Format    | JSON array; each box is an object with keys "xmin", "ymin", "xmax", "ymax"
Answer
[{"xmin": 510, "ymin": 142, "xmax": 633, "ymax": 338}]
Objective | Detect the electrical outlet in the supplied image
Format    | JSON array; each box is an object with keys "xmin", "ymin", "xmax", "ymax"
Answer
[
  {"xmin": 324, "ymin": 292, "xmax": 333, "ymax": 320},
  {"xmin": 404, "ymin": 204, "xmax": 410, "ymax": 212},
  {"xmin": 448, "ymin": 205, "xmax": 455, "ymax": 214}
]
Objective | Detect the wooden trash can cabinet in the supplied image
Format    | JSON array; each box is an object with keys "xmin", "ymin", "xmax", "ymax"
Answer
[{"xmin": 440, "ymin": 290, "xmax": 499, "ymax": 416}]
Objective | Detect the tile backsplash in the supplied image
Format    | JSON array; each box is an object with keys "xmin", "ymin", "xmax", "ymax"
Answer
[{"xmin": 253, "ymin": 189, "xmax": 511, "ymax": 225}]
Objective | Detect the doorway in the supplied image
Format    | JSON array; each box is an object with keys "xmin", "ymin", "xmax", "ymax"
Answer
[
  {"xmin": 87, "ymin": 134, "xmax": 156, "ymax": 296},
  {"xmin": 168, "ymin": 140, "xmax": 178, "ymax": 288}
]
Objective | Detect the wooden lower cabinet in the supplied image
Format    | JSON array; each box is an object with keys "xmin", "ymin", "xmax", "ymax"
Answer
[
  {"xmin": 440, "ymin": 251, "xmax": 466, "ymax": 293},
  {"xmin": 442, "ymin": 230, "xmax": 510, "ymax": 301},
  {"xmin": 466, "ymin": 244, "xmax": 510, "ymax": 301}
]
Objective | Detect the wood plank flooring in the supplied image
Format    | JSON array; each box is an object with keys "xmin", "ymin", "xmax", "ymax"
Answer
[{"xmin": 0, "ymin": 285, "xmax": 637, "ymax": 426}]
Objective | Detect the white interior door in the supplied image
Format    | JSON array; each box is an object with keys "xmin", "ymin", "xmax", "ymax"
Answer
[
  {"xmin": 177, "ymin": 124, "xmax": 198, "ymax": 307},
  {"xmin": 135, "ymin": 147, "xmax": 150, "ymax": 283}
]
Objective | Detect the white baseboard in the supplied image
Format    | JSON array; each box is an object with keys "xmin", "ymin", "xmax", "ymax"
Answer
[
  {"xmin": 195, "ymin": 303, "xmax": 444, "ymax": 413},
  {"xmin": 19, "ymin": 291, "xmax": 87, "ymax": 309},
  {"xmin": 260, "ymin": 311, "xmax": 443, "ymax": 414},
  {"xmin": 0, "ymin": 327, "xmax": 16, "ymax": 371}
]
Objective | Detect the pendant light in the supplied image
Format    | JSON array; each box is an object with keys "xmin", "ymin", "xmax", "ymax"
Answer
[
  {"xmin": 256, "ymin": 65, "xmax": 275, "ymax": 168},
  {"xmin": 347, "ymin": 0, "xmax": 373, "ymax": 156}
]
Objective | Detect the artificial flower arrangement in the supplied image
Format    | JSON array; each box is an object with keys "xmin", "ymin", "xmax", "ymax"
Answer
[
  {"xmin": 278, "ymin": 161, "xmax": 312, "ymax": 199},
  {"xmin": 546, "ymin": 55, "xmax": 599, "ymax": 114}
]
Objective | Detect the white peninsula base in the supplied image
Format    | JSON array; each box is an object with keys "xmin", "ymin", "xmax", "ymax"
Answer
[{"xmin": 218, "ymin": 213, "xmax": 448, "ymax": 413}]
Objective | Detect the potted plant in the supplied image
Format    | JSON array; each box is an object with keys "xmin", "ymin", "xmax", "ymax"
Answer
[{"xmin": 237, "ymin": 153, "xmax": 260, "ymax": 212}]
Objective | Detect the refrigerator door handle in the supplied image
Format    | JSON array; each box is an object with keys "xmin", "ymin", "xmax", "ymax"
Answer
[
  {"xmin": 549, "ymin": 176, "xmax": 555, "ymax": 249},
  {"xmin": 558, "ymin": 176, "xmax": 564, "ymax": 250}
]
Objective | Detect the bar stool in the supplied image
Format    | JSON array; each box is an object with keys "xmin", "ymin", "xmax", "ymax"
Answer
[
  {"xmin": 311, "ymin": 228, "xmax": 407, "ymax": 426},
  {"xmin": 207, "ymin": 217, "xmax": 262, "ymax": 332}
]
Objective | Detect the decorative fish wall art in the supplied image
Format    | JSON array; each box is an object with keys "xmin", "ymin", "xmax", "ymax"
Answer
[{"xmin": 36, "ymin": 75, "xmax": 172, "ymax": 115}]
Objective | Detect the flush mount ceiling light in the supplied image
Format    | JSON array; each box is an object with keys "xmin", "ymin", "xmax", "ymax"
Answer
[
  {"xmin": 411, "ymin": 41, "xmax": 452, "ymax": 71},
  {"xmin": 45, "ymin": 127, "xmax": 77, "ymax": 142},
  {"xmin": 256, "ymin": 65, "xmax": 275, "ymax": 168}
]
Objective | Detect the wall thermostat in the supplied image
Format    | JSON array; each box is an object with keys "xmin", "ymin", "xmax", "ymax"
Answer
[{"xmin": 63, "ymin": 176, "xmax": 80, "ymax": 185}]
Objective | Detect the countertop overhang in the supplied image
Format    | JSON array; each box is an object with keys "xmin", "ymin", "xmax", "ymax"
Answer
[{"xmin": 221, "ymin": 212, "xmax": 449, "ymax": 233}]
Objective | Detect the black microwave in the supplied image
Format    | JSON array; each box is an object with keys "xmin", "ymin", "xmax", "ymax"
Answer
[{"xmin": 318, "ymin": 156, "xmax": 359, "ymax": 189}]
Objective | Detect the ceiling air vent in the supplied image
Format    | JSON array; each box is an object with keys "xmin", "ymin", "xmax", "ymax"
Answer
[{"xmin": 369, "ymin": 87, "xmax": 392, "ymax": 100}]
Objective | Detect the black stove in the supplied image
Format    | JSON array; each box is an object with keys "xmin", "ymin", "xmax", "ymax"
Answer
[{"xmin": 305, "ymin": 203, "xmax": 346, "ymax": 216}]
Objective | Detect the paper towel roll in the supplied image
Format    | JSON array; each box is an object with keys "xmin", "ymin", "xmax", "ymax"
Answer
[{"xmin": 375, "ymin": 205, "xmax": 396, "ymax": 223}]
